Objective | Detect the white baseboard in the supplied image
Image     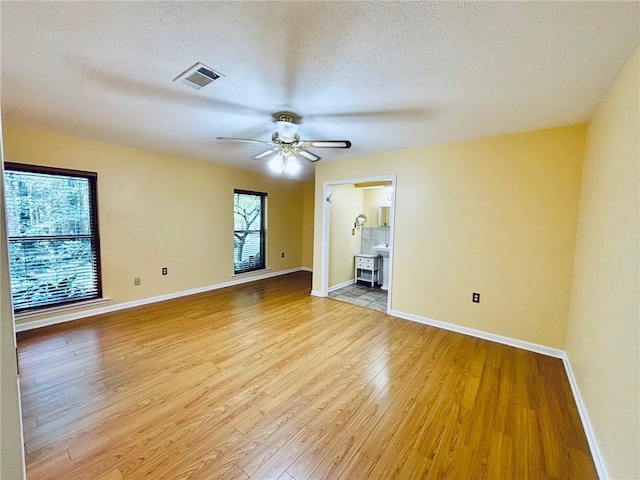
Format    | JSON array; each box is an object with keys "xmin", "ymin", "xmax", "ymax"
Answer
[
  {"xmin": 310, "ymin": 290, "xmax": 324, "ymax": 297},
  {"xmin": 328, "ymin": 278, "xmax": 355, "ymax": 293},
  {"xmin": 16, "ymin": 376, "xmax": 26, "ymax": 480},
  {"xmin": 389, "ymin": 309, "xmax": 564, "ymax": 358},
  {"xmin": 561, "ymin": 352, "xmax": 608, "ymax": 479},
  {"xmin": 15, "ymin": 267, "xmax": 307, "ymax": 332},
  {"xmin": 300, "ymin": 267, "xmax": 313, "ymax": 272}
]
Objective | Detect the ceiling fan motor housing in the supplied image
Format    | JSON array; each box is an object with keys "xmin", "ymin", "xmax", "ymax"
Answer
[
  {"xmin": 276, "ymin": 113, "xmax": 299, "ymax": 142},
  {"xmin": 277, "ymin": 113, "xmax": 294, "ymax": 123},
  {"xmin": 272, "ymin": 131, "xmax": 300, "ymax": 145}
]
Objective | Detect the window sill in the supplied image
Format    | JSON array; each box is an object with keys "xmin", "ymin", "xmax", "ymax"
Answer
[
  {"xmin": 15, "ymin": 297, "xmax": 111, "ymax": 320},
  {"xmin": 232, "ymin": 268, "xmax": 271, "ymax": 278}
]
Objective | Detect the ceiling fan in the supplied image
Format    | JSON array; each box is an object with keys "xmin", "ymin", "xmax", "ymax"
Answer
[{"xmin": 217, "ymin": 112, "xmax": 351, "ymax": 175}]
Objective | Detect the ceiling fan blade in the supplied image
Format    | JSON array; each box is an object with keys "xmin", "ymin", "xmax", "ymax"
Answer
[
  {"xmin": 302, "ymin": 140, "xmax": 352, "ymax": 149},
  {"xmin": 217, "ymin": 137, "xmax": 272, "ymax": 145},
  {"xmin": 298, "ymin": 148, "xmax": 321, "ymax": 163},
  {"xmin": 253, "ymin": 149, "xmax": 277, "ymax": 160}
]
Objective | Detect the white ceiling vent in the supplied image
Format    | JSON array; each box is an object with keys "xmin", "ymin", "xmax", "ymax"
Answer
[{"xmin": 173, "ymin": 62, "xmax": 224, "ymax": 90}]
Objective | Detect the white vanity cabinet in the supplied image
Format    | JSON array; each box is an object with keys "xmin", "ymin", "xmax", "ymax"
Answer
[{"xmin": 354, "ymin": 254, "xmax": 380, "ymax": 287}]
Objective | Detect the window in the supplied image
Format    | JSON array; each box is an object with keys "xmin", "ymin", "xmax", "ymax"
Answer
[
  {"xmin": 4, "ymin": 163, "xmax": 102, "ymax": 312},
  {"xmin": 233, "ymin": 190, "xmax": 266, "ymax": 274}
]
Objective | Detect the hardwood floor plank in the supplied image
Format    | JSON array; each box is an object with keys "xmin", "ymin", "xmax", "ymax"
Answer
[
  {"xmin": 246, "ymin": 426, "xmax": 319, "ymax": 479},
  {"xmin": 198, "ymin": 392, "xmax": 315, "ymax": 475},
  {"xmin": 333, "ymin": 451, "xmax": 375, "ymax": 480},
  {"xmin": 210, "ymin": 464, "xmax": 249, "ymax": 480},
  {"xmin": 95, "ymin": 468, "xmax": 124, "ymax": 480},
  {"xmin": 17, "ymin": 271, "xmax": 597, "ymax": 479},
  {"xmin": 117, "ymin": 410, "xmax": 243, "ymax": 479}
]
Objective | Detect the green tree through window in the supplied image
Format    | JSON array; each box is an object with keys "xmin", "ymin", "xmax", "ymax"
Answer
[
  {"xmin": 234, "ymin": 190, "xmax": 266, "ymax": 274},
  {"xmin": 4, "ymin": 163, "xmax": 102, "ymax": 312}
]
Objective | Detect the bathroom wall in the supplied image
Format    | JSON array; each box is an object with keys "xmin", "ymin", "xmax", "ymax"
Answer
[
  {"xmin": 359, "ymin": 187, "xmax": 392, "ymax": 254},
  {"xmin": 328, "ymin": 184, "xmax": 363, "ymax": 288},
  {"xmin": 360, "ymin": 227, "xmax": 391, "ymax": 255},
  {"xmin": 362, "ymin": 187, "xmax": 391, "ymax": 226}
]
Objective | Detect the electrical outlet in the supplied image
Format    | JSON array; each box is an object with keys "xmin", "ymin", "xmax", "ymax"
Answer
[
  {"xmin": 472, "ymin": 292, "xmax": 480, "ymax": 303},
  {"xmin": 162, "ymin": 267, "xmax": 168, "ymax": 275},
  {"xmin": 281, "ymin": 252, "xmax": 285, "ymax": 258},
  {"xmin": 134, "ymin": 277, "xmax": 141, "ymax": 286}
]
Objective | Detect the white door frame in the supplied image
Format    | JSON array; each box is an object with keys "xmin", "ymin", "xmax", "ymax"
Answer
[{"xmin": 320, "ymin": 175, "xmax": 396, "ymax": 313}]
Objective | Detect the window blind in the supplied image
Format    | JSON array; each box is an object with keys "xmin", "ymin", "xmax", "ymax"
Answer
[
  {"xmin": 233, "ymin": 190, "xmax": 266, "ymax": 274},
  {"xmin": 4, "ymin": 165, "xmax": 102, "ymax": 312}
]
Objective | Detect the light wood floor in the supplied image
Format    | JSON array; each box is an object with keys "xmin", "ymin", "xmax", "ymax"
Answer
[{"xmin": 17, "ymin": 271, "xmax": 597, "ymax": 480}]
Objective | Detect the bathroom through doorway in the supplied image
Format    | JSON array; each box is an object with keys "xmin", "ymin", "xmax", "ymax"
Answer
[{"xmin": 320, "ymin": 176, "xmax": 396, "ymax": 314}]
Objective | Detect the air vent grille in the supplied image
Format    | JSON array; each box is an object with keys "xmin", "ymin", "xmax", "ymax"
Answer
[{"xmin": 174, "ymin": 62, "xmax": 224, "ymax": 90}]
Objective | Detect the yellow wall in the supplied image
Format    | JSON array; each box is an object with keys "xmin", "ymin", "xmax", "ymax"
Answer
[
  {"xmin": 301, "ymin": 180, "xmax": 315, "ymax": 269},
  {"xmin": 362, "ymin": 188, "xmax": 391, "ymax": 227},
  {"xmin": 565, "ymin": 48, "xmax": 639, "ymax": 479},
  {"xmin": 314, "ymin": 124, "xmax": 586, "ymax": 348},
  {"xmin": 3, "ymin": 124, "xmax": 306, "ymax": 326},
  {"xmin": 0, "ymin": 116, "xmax": 25, "ymax": 479},
  {"xmin": 328, "ymin": 184, "xmax": 363, "ymax": 288}
]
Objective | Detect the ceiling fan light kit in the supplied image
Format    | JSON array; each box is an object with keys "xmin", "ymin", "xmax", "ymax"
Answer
[
  {"xmin": 217, "ymin": 112, "xmax": 351, "ymax": 176},
  {"xmin": 269, "ymin": 154, "xmax": 300, "ymax": 175}
]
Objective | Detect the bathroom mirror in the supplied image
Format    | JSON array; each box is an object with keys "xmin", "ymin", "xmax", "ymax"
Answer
[
  {"xmin": 355, "ymin": 214, "xmax": 367, "ymax": 227},
  {"xmin": 377, "ymin": 206, "xmax": 391, "ymax": 227}
]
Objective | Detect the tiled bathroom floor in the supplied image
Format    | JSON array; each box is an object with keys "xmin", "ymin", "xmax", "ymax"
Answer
[{"xmin": 328, "ymin": 282, "xmax": 388, "ymax": 312}]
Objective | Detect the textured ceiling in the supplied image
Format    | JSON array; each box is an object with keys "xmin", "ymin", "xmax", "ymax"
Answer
[{"xmin": 1, "ymin": 2, "xmax": 638, "ymax": 179}]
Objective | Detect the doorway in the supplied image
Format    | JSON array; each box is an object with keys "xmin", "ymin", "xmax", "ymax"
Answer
[{"xmin": 320, "ymin": 176, "xmax": 396, "ymax": 313}]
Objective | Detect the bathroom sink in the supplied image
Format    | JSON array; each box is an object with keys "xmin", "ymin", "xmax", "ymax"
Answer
[
  {"xmin": 372, "ymin": 244, "xmax": 391, "ymax": 290},
  {"xmin": 372, "ymin": 244, "xmax": 390, "ymax": 258}
]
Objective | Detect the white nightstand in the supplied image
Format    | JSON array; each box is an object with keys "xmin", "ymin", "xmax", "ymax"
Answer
[{"xmin": 354, "ymin": 254, "xmax": 380, "ymax": 287}]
